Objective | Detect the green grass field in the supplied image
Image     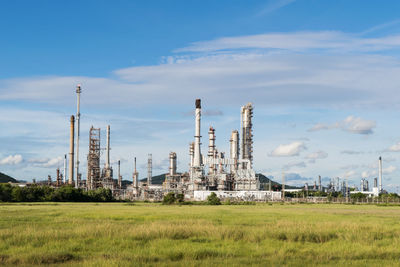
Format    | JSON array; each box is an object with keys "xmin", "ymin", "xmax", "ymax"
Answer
[{"xmin": 1, "ymin": 203, "xmax": 400, "ymax": 266}]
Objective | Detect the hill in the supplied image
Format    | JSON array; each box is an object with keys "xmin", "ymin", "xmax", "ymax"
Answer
[
  {"xmin": 139, "ymin": 173, "xmax": 300, "ymax": 189},
  {"xmin": 0, "ymin": 172, "xmax": 18, "ymax": 183}
]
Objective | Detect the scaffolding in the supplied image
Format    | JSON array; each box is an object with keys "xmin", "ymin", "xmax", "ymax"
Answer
[{"xmin": 87, "ymin": 127, "xmax": 101, "ymax": 190}]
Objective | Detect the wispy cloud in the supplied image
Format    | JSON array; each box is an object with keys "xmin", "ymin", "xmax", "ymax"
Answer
[
  {"xmin": 0, "ymin": 155, "xmax": 23, "ymax": 165},
  {"xmin": 309, "ymin": 116, "xmax": 376, "ymax": 135},
  {"xmin": 269, "ymin": 141, "xmax": 306, "ymax": 157},
  {"xmin": 256, "ymin": 0, "xmax": 296, "ymax": 17}
]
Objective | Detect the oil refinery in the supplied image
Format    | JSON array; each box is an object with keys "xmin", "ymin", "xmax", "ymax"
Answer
[{"xmin": 34, "ymin": 85, "xmax": 389, "ymax": 201}]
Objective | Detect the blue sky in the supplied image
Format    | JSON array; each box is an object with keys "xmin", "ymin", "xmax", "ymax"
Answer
[{"xmin": 1, "ymin": 0, "xmax": 400, "ymax": 192}]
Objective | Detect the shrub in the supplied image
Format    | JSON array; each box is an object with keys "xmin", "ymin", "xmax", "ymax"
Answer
[
  {"xmin": 207, "ymin": 192, "xmax": 221, "ymax": 205},
  {"xmin": 163, "ymin": 192, "xmax": 176, "ymax": 205}
]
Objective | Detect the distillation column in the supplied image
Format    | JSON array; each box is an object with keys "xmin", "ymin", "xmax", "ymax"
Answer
[
  {"xmin": 133, "ymin": 157, "xmax": 139, "ymax": 188},
  {"xmin": 230, "ymin": 130, "xmax": 239, "ymax": 172},
  {"xmin": 169, "ymin": 152, "xmax": 177, "ymax": 176},
  {"xmin": 68, "ymin": 115, "xmax": 75, "ymax": 185},
  {"xmin": 208, "ymin": 127, "xmax": 217, "ymax": 174},
  {"xmin": 147, "ymin": 154, "xmax": 152, "ymax": 185},
  {"xmin": 240, "ymin": 103, "xmax": 253, "ymax": 169}
]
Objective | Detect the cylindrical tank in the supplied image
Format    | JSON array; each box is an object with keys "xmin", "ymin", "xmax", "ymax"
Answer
[{"xmin": 169, "ymin": 152, "xmax": 177, "ymax": 176}]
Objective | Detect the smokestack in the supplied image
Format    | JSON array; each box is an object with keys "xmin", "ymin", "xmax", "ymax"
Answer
[
  {"xmin": 193, "ymin": 99, "xmax": 202, "ymax": 167},
  {"xmin": 230, "ymin": 130, "xmax": 239, "ymax": 172},
  {"xmin": 63, "ymin": 154, "xmax": 67, "ymax": 184},
  {"xmin": 75, "ymin": 84, "xmax": 82, "ymax": 189},
  {"xmin": 169, "ymin": 152, "xmax": 177, "ymax": 176},
  {"xmin": 106, "ymin": 125, "xmax": 110, "ymax": 169},
  {"xmin": 68, "ymin": 115, "xmax": 75, "ymax": 185},
  {"xmin": 379, "ymin": 156, "xmax": 382, "ymax": 192}
]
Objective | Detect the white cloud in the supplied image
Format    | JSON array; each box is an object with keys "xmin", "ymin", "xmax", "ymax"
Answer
[
  {"xmin": 2, "ymin": 33, "xmax": 400, "ymax": 109},
  {"xmin": 269, "ymin": 141, "xmax": 306, "ymax": 157},
  {"xmin": 29, "ymin": 157, "xmax": 63, "ymax": 168},
  {"xmin": 388, "ymin": 142, "xmax": 400, "ymax": 152},
  {"xmin": 256, "ymin": 0, "xmax": 296, "ymax": 16},
  {"xmin": 383, "ymin": 165, "xmax": 397, "ymax": 175},
  {"xmin": 0, "ymin": 155, "xmax": 23, "ymax": 165},
  {"xmin": 309, "ymin": 116, "xmax": 376, "ymax": 135},
  {"xmin": 175, "ymin": 31, "xmax": 400, "ymax": 53},
  {"xmin": 306, "ymin": 150, "xmax": 328, "ymax": 160},
  {"xmin": 283, "ymin": 161, "xmax": 306, "ymax": 170}
]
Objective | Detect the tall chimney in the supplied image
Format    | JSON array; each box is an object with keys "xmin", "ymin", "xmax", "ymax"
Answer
[
  {"xmin": 106, "ymin": 125, "xmax": 110, "ymax": 169},
  {"xmin": 75, "ymin": 84, "xmax": 82, "ymax": 189},
  {"xmin": 379, "ymin": 156, "xmax": 383, "ymax": 192},
  {"xmin": 193, "ymin": 99, "xmax": 202, "ymax": 167},
  {"xmin": 68, "ymin": 115, "xmax": 75, "ymax": 185}
]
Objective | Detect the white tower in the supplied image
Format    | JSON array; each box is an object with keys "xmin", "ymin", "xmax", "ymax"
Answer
[{"xmin": 193, "ymin": 99, "xmax": 202, "ymax": 168}]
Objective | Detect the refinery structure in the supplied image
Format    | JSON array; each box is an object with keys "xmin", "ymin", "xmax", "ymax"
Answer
[{"xmin": 38, "ymin": 85, "xmax": 389, "ymax": 201}]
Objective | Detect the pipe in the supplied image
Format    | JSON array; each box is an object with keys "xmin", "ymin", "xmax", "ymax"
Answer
[
  {"xmin": 63, "ymin": 154, "xmax": 67, "ymax": 184},
  {"xmin": 68, "ymin": 115, "xmax": 75, "ymax": 185},
  {"xmin": 193, "ymin": 99, "xmax": 202, "ymax": 167},
  {"xmin": 106, "ymin": 125, "xmax": 110, "ymax": 169},
  {"xmin": 379, "ymin": 156, "xmax": 382, "ymax": 192}
]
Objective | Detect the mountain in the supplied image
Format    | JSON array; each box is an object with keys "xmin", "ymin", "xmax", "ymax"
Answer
[
  {"xmin": 139, "ymin": 173, "xmax": 300, "ymax": 189},
  {"xmin": 140, "ymin": 173, "xmax": 167, "ymax": 185},
  {"xmin": 0, "ymin": 172, "xmax": 18, "ymax": 183},
  {"xmin": 258, "ymin": 173, "xmax": 301, "ymax": 190}
]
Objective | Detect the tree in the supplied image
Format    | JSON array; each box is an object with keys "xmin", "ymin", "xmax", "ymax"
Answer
[
  {"xmin": 162, "ymin": 192, "xmax": 176, "ymax": 205},
  {"xmin": 207, "ymin": 192, "xmax": 221, "ymax": 205}
]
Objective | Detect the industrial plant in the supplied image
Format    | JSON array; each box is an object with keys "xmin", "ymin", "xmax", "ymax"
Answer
[{"xmin": 32, "ymin": 85, "xmax": 390, "ymax": 201}]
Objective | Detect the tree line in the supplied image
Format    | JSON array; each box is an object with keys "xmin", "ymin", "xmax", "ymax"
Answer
[{"xmin": 0, "ymin": 184, "xmax": 114, "ymax": 202}]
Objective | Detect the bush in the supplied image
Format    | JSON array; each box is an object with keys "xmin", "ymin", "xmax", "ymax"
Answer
[
  {"xmin": 207, "ymin": 192, "xmax": 221, "ymax": 205},
  {"xmin": 163, "ymin": 192, "xmax": 176, "ymax": 205}
]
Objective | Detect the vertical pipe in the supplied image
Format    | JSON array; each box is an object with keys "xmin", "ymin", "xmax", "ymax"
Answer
[
  {"xmin": 75, "ymin": 84, "xmax": 81, "ymax": 188},
  {"xmin": 193, "ymin": 99, "xmax": 202, "ymax": 167},
  {"xmin": 379, "ymin": 156, "xmax": 382, "ymax": 192},
  {"xmin": 118, "ymin": 160, "xmax": 121, "ymax": 184},
  {"xmin": 68, "ymin": 115, "xmax": 75, "ymax": 185},
  {"xmin": 63, "ymin": 154, "xmax": 67, "ymax": 184},
  {"xmin": 106, "ymin": 125, "xmax": 110, "ymax": 169}
]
